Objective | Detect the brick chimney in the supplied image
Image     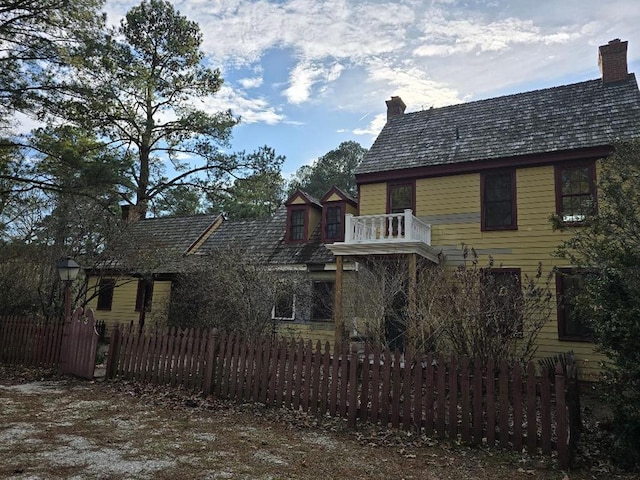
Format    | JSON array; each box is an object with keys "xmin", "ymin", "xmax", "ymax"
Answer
[
  {"xmin": 386, "ymin": 96, "xmax": 406, "ymax": 121},
  {"xmin": 599, "ymin": 39, "xmax": 628, "ymax": 83},
  {"xmin": 121, "ymin": 204, "xmax": 140, "ymax": 223}
]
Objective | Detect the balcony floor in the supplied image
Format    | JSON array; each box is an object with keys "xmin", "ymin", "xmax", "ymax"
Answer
[{"xmin": 327, "ymin": 239, "xmax": 440, "ymax": 263}]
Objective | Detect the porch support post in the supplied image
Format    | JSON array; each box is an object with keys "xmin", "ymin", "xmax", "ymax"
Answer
[
  {"xmin": 334, "ymin": 255, "xmax": 345, "ymax": 346},
  {"xmin": 407, "ymin": 253, "xmax": 417, "ymax": 353}
]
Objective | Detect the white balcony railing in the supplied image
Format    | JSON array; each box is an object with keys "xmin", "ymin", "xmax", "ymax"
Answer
[{"xmin": 344, "ymin": 209, "xmax": 431, "ymax": 245}]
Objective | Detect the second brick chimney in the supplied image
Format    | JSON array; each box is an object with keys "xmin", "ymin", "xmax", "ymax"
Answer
[
  {"xmin": 599, "ymin": 39, "xmax": 628, "ymax": 84},
  {"xmin": 386, "ymin": 96, "xmax": 406, "ymax": 121}
]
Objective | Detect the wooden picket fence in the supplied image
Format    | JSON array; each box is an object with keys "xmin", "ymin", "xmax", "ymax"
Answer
[
  {"xmin": 0, "ymin": 316, "xmax": 65, "ymax": 368},
  {"xmin": 0, "ymin": 310, "xmax": 100, "ymax": 379},
  {"xmin": 106, "ymin": 324, "xmax": 579, "ymax": 468}
]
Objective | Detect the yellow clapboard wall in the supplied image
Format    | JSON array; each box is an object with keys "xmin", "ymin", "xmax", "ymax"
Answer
[{"xmin": 360, "ymin": 164, "xmax": 604, "ymax": 380}]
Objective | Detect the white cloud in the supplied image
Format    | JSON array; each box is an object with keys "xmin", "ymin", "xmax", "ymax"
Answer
[
  {"xmin": 238, "ymin": 76, "xmax": 264, "ymax": 89},
  {"xmin": 283, "ymin": 61, "xmax": 344, "ymax": 104},
  {"xmin": 412, "ymin": 13, "xmax": 581, "ymax": 57},
  {"xmin": 352, "ymin": 112, "xmax": 386, "ymax": 137},
  {"xmin": 202, "ymin": 84, "xmax": 286, "ymax": 125},
  {"xmin": 103, "ymin": 0, "xmax": 640, "ymax": 137}
]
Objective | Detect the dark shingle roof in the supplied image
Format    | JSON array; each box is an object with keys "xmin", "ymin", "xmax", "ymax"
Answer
[
  {"xmin": 356, "ymin": 74, "xmax": 640, "ymax": 175},
  {"xmin": 198, "ymin": 207, "xmax": 335, "ymax": 265},
  {"xmin": 125, "ymin": 214, "xmax": 221, "ymax": 254}
]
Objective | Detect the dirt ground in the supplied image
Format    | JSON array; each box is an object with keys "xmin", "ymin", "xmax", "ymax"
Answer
[{"xmin": 0, "ymin": 367, "xmax": 636, "ymax": 480}]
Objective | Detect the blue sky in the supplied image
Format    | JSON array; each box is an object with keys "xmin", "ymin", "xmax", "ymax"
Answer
[{"xmin": 101, "ymin": 0, "xmax": 640, "ymax": 179}]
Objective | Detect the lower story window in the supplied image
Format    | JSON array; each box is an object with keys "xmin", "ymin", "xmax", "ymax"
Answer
[
  {"xmin": 312, "ymin": 281, "xmax": 333, "ymax": 322},
  {"xmin": 135, "ymin": 279, "xmax": 154, "ymax": 312},
  {"xmin": 556, "ymin": 268, "xmax": 593, "ymax": 341},
  {"xmin": 481, "ymin": 268, "xmax": 523, "ymax": 336},
  {"xmin": 96, "ymin": 279, "xmax": 115, "ymax": 311},
  {"xmin": 273, "ymin": 294, "xmax": 295, "ymax": 321}
]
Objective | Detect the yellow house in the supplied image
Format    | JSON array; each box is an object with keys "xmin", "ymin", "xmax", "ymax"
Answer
[
  {"xmin": 86, "ymin": 187, "xmax": 358, "ymax": 346},
  {"xmin": 328, "ymin": 39, "xmax": 640, "ymax": 380},
  {"xmin": 85, "ymin": 213, "xmax": 224, "ymax": 331}
]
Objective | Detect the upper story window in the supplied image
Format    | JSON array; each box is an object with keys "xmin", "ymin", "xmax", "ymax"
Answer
[
  {"xmin": 556, "ymin": 268, "xmax": 593, "ymax": 341},
  {"xmin": 96, "ymin": 279, "xmax": 115, "ymax": 311},
  {"xmin": 324, "ymin": 206, "xmax": 342, "ymax": 240},
  {"xmin": 481, "ymin": 170, "xmax": 517, "ymax": 231},
  {"xmin": 289, "ymin": 208, "xmax": 306, "ymax": 241},
  {"xmin": 388, "ymin": 182, "xmax": 415, "ymax": 214},
  {"xmin": 555, "ymin": 161, "xmax": 596, "ymax": 224}
]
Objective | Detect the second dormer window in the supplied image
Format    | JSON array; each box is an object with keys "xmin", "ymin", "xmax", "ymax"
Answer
[
  {"xmin": 325, "ymin": 206, "xmax": 341, "ymax": 240},
  {"xmin": 290, "ymin": 209, "xmax": 306, "ymax": 241}
]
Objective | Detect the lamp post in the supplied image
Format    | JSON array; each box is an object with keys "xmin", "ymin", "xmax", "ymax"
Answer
[{"xmin": 56, "ymin": 257, "xmax": 80, "ymax": 322}]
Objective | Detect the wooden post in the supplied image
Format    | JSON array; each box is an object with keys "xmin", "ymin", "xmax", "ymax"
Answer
[
  {"xmin": 334, "ymin": 255, "xmax": 345, "ymax": 346},
  {"xmin": 407, "ymin": 253, "xmax": 417, "ymax": 353}
]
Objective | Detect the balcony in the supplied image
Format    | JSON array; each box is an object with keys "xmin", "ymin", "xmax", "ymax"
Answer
[{"xmin": 327, "ymin": 209, "xmax": 439, "ymax": 263}]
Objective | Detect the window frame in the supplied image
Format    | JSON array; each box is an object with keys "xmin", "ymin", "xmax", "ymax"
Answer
[
  {"xmin": 322, "ymin": 204, "xmax": 343, "ymax": 243},
  {"xmin": 272, "ymin": 294, "xmax": 296, "ymax": 321},
  {"xmin": 554, "ymin": 160, "xmax": 597, "ymax": 225},
  {"xmin": 480, "ymin": 169, "xmax": 518, "ymax": 231},
  {"xmin": 134, "ymin": 278, "xmax": 154, "ymax": 313},
  {"xmin": 286, "ymin": 207, "xmax": 308, "ymax": 243},
  {"xmin": 96, "ymin": 279, "xmax": 115, "ymax": 311},
  {"xmin": 386, "ymin": 180, "xmax": 416, "ymax": 214},
  {"xmin": 556, "ymin": 268, "xmax": 593, "ymax": 342}
]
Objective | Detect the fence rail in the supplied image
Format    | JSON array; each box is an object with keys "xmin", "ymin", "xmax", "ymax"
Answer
[{"xmin": 106, "ymin": 325, "xmax": 579, "ymax": 469}]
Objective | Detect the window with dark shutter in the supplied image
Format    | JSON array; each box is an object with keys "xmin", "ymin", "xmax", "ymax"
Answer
[
  {"xmin": 556, "ymin": 268, "xmax": 593, "ymax": 341},
  {"xmin": 135, "ymin": 279, "xmax": 154, "ymax": 312},
  {"xmin": 96, "ymin": 279, "xmax": 115, "ymax": 311}
]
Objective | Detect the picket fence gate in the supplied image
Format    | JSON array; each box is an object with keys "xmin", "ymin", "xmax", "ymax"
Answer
[
  {"xmin": 0, "ymin": 309, "xmax": 100, "ymax": 379},
  {"xmin": 106, "ymin": 324, "xmax": 579, "ymax": 469}
]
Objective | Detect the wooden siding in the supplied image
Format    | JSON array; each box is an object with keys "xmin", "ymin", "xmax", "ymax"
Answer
[
  {"xmin": 278, "ymin": 322, "xmax": 334, "ymax": 345},
  {"xmin": 359, "ymin": 183, "xmax": 387, "ymax": 215},
  {"xmin": 363, "ymin": 164, "xmax": 604, "ymax": 380},
  {"xmin": 308, "ymin": 207, "xmax": 322, "ymax": 239},
  {"xmin": 85, "ymin": 276, "xmax": 172, "ymax": 332}
]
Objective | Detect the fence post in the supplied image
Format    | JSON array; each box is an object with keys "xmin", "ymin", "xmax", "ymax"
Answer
[
  {"xmin": 555, "ymin": 363, "xmax": 569, "ymax": 470},
  {"xmin": 203, "ymin": 328, "xmax": 217, "ymax": 396},
  {"xmin": 566, "ymin": 361, "xmax": 581, "ymax": 466},
  {"xmin": 105, "ymin": 324, "xmax": 121, "ymax": 380},
  {"xmin": 347, "ymin": 344, "xmax": 359, "ymax": 428}
]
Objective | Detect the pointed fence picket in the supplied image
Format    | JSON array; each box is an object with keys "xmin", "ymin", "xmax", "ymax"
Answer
[
  {"xmin": 1, "ymin": 316, "xmax": 65, "ymax": 368},
  {"xmin": 105, "ymin": 325, "xmax": 580, "ymax": 469}
]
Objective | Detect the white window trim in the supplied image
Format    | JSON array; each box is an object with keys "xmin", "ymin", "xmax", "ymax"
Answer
[{"xmin": 272, "ymin": 294, "xmax": 296, "ymax": 321}]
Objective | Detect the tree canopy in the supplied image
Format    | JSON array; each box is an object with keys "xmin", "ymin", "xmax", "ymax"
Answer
[
  {"xmin": 288, "ymin": 141, "xmax": 366, "ymax": 199},
  {"xmin": 0, "ymin": 0, "xmax": 105, "ymax": 122},
  {"xmin": 41, "ymin": 0, "xmax": 272, "ymax": 219}
]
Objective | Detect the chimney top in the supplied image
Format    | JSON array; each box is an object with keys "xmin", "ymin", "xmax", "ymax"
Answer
[
  {"xmin": 386, "ymin": 96, "xmax": 406, "ymax": 121},
  {"xmin": 599, "ymin": 38, "xmax": 628, "ymax": 84}
]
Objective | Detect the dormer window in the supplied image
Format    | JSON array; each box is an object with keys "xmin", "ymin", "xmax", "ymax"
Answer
[
  {"xmin": 285, "ymin": 190, "xmax": 322, "ymax": 243},
  {"xmin": 325, "ymin": 206, "xmax": 342, "ymax": 240},
  {"xmin": 289, "ymin": 209, "xmax": 306, "ymax": 241},
  {"xmin": 321, "ymin": 186, "xmax": 358, "ymax": 243}
]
